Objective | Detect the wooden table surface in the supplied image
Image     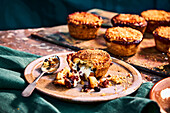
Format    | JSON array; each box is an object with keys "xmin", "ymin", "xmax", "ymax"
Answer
[{"xmin": 0, "ymin": 27, "xmax": 164, "ymax": 83}]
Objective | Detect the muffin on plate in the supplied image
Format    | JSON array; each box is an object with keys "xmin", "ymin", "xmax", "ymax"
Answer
[
  {"xmin": 67, "ymin": 12, "xmax": 103, "ymax": 39},
  {"xmin": 67, "ymin": 49, "xmax": 112, "ymax": 79},
  {"xmin": 104, "ymin": 27, "xmax": 143, "ymax": 56},
  {"xmin": 153, "ymin": 26, "xmax": 170, "ymax": 53},
  {"xmin": 111, "ymin": 14, "xmax": 147, "ymax": 34},
  {"xmin": 141, "ymin": 10, "xmax": 170, "ymax": 33}
]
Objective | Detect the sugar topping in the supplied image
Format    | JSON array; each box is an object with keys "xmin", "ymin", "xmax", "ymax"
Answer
[
  {"xmin": 105, "ymin": 27, "xmax": 143, "ymax": 42},
  {"xmin": 113, "ymin": 14, "xmax": 147, "ymax": 26},
  {"xmin": 154, "ymin": 26, "xmax": 170, "ymax": 39},
  {"xmin": 72, "ymin": 49, "xmax": 112, "ymax": 69},
  {"xmin": 141, "ymin": 10, "xmax": 170, "ymax": 21},
  {"xmin": 68, "ymin": 12, "xmax": 103, "ymax": 25}
]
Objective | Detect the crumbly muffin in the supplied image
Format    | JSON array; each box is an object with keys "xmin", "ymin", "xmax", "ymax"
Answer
[
  {"xmin": 53, "ymin": 67, "xmax": 80, "ymax": 88},
  {"xmin": 111, "ymin": 14, "xmax": 147, "ymax": 34},
  {"xmin": 153, "ymin": 26, "xmax": 170, "ymax": 53},
  {"xmin": 141, "ymin": 10, "xmax": 170, "ymax": 33},
  {"xmin": 67, "ymin": 49, "xmax": 112, "ymax": 79},
  {"xmin": 67, "ymin": 12, "xmax": 103, "ymax": 39},
  {"xmin": 104, "ymin": 27, "xmax": 143, "ymax": 56}
]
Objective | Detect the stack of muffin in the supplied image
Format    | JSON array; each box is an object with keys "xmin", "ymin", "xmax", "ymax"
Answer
[
  {"xmin": 67, "ymin": 10, "xmax": 170, "ymax": 58},
  {"xmin": 53, "ymin": 10, "xmax": 170, "ymax": 91}
]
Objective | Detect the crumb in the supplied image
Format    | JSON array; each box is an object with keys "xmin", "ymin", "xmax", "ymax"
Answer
[
  {"xmin": 127, "ymin": 73, "xmax": 132, "ymax": 78},
  {"xmin": 101, "ymin": 93, "xmax": 106, "ymax": 96},
  {"xmin": 114, "ymin": 87, "xmax": 117, "ymax": 91},
  {"xmin": 128, "ymin": 81, "xmax": 132, "ymax": 85}
]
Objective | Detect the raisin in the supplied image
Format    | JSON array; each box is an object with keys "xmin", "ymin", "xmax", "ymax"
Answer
[
  {"xmin": 82, "ymin": 85, "xmax": 89, "ymax": 92},
  {"xmin": 107, "ymin": 74, "xmax": 111, "ymax": 77},
  {"xmin": 80, "ymin": 73, "xmax": 86, "ymax": 81},
  {"xmin": 74, "ymin": 76, "xmax": 79, "ymax": 81},
  {"xmin": 94, "ymin": 87, "xmax": 100, "ymax": 92},
  {"xmin": 79, "ymin": 71, "xmax": 82, "ymax": 74},
  {"xmin": 69, "ymin": 76, "xmax": 75, "ymax": 83},
  {"xmin": 102, "ymin": 80, "xmax": 109, "ymax": 88},
  {"xmin": 77, "ymin": 66, "xmax": 80, "ymax": 71},
  {"xmin": 92, "ymin": 68, "xmax": 96, "ymax": 72},
  {"xmin": 73, "ymin": 70, "xmax": 77, "ymax": 73},
  {"xmin": 44, "ymin": 59, "xmax": 48, "ymax": 62},
  {"xmin": 46, "ymin": 67, "xmax": 51, "ymax": 70},
  {"xmin": 65, "ymin": 79, "xmax": 71, "ymax": 88}
]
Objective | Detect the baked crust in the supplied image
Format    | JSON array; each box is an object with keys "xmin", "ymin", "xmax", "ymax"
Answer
[
  {"xmin": 104, "ymin": 27, "xmax": 143, "ymax": 42},
  {"xmin": 153, "ymin": 26, "xmax": 170, "ymax": 52},
  {"xmin": 67, "ymin": 49, "xmax": 112, "ymax": 78},
  {"xmin": 141, "ymin": 10, "xmax": 170, "ymax": 33},
  {"xmin": 111, "ymin": 14, "xmax": 147, "ymax": 34},
  {"xmin": 67, "ymin": 12, "xmax": 103, "ymax": 39},
  {"xmin": 104, "ymin": 27, "xmax": 143, "ymax": 56}
]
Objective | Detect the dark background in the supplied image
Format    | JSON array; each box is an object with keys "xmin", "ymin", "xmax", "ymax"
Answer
[{"xmin": 0, "ymin": 0, "xmax": 169, "ymax": 30}]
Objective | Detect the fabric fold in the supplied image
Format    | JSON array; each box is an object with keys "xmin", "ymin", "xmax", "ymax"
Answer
[{"xmin": 0, "ymin": 46, "xmax": 160, "ymax": 113}]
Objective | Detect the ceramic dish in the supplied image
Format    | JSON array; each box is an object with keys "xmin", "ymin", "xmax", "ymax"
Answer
[
  {"xmin": 24, "ymin": 52, "xmax": 142, "ymax": 103},
  {"xmin": 150, "ymin": 77, "xmax": 170, "ymax": 113}
]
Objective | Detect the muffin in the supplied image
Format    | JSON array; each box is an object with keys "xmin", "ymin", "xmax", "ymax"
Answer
[
  {"xmin": 104, "ymin": 27, "xmax": 143, "ymax": 56},
  {"xmin": 111, "ymin": 14, "xmax": 147, "ymax": 34},
  {"xmin": 67, "ymin": 12, "xmax": 103, "ymax": 39},
  {"xmin": 67, "ymin": 49, "xmax": 112, "ymax": 79},
  {"xmin": 141, "ymin": 10, "xmax": 170, "ymax": 33},
  {"xmin": 153, "ymin": 26, "xmax": 170, "ymax": 53}
]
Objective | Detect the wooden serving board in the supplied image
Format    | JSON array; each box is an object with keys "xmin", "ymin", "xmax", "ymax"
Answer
[{"xmin": 31, "ymin": 9, "xmax": 170, "ymax": 77}]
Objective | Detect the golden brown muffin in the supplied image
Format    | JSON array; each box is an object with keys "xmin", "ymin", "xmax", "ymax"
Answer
[
  {"xmin": 67, "ymin": 12, "xmax": 103, "ymax": 39},
  {"xmin": 141, "ymin": 10, "xmax": 170, "ymax": 33},
  {"xmin": 67, "ymin": 49, "xmax": 112, "ymax": 78},
  {"xmin": 153, "ymin": 26, "xmax": 170, "ymax": 53},
  {"xmin": 104, "ymin": 27, "xmax": 143, "ymax": 56},
  {"xmin": 111, "ymin": 14, "xmax": 147, "ymax": 34}
]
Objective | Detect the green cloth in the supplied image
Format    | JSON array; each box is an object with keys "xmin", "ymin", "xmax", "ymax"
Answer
[{"xmin": 0, "ymin": 46, "xmax": 160, "ymax": 113}]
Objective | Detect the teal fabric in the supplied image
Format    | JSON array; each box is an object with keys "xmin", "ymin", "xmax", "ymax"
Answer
[
  {"xmin": 0, "ymin": 0, "xmax": 169, "ymax": 30},
  {"xmin": 0, "ymin": 46, "xmax": 160, "ymax": 113}
]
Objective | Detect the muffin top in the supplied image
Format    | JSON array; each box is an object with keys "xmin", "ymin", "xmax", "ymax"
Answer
[
  {"xmin": 104, "ymin": 27, "xmax": 143, "ymax": 42},
  {"xmin": 112, "ymin": 14, "xmax": 147, "ymax": 27},
  {"xmin": 67, "ymin": 49, "xmax": 112, "ymax": 69},
  {"xmin": 67, "ymin": 12, "xmax": 103, "ymax": 26},
  {"xmin": 153, "ymin": 26, "xmax": 170, "ymax": 39},
  {"xmin": 141, "ymin": 10, "xmax": 170, "ymax": 21}
]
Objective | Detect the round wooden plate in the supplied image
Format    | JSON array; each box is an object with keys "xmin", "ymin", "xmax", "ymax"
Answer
[
  {"xmin": 150, "ymin": 77, "xmax": 170, "ymax": 113},
  {"xmin": 24, "ymin": 52, "xmax": 142, "ymax": 103}
]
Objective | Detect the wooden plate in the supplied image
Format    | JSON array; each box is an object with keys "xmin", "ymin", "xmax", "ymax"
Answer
[
  {"xmin": 24, "ymin": 52, "xmax": 142, "ymax": 103},
  {"xmin": 150, "ymin": 77, "xmax": 170, "ymax": 113}
]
